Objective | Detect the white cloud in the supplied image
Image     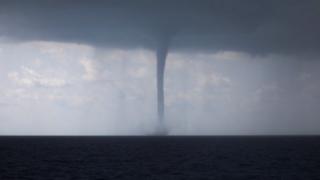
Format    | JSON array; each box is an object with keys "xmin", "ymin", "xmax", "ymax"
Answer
[
  {"xmin": 209, "ymin": 51, "xmax": 250, "ymax": 61},
  {"xmin": 204, "ymin": 72, "xmax": 231, "ymax": 87},
  {"xmin": 129, "ymin": 67, "xmax": 148, "ymax": 78},
  {"xmin": 169, "ymin": 50, "xmax": 251, "ymax": 63},
  {"xmin": 8, "ymin": 66, "xmax": 67, "ymax": 88},
  {"xmin": 79, "ymin": 58, "xmax": 99, "ymax": 81},
  {"xmin": 3, "ymin": 88, "xmax": 38, "ymax": 100},
  {"xmin": 24, "ymin": 41, "xmax": 94, "ymax": 60},
  {"xmin": 166, "ymin": 72, "xmax": 231, "ymax": 105}
]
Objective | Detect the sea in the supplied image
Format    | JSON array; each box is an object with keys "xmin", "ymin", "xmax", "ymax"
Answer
[{"xmin": 0, "ymin": 136, "xmax": 319, "ymax": 179}]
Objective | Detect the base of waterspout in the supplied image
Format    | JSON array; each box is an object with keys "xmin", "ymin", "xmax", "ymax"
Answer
[{"xmin": 150, "ymin": 123, "xmax": 169, "ymax": 136}]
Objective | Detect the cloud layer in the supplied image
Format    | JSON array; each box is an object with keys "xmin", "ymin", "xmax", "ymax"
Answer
[{"xmin": 1, "ymin": 0, "xmax": 320, "ymax": 54}]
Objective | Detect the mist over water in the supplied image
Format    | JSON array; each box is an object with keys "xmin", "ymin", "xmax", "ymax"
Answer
[{"xmin": 0, "ymin": 41, "xmax": 320, "ymax": 135}]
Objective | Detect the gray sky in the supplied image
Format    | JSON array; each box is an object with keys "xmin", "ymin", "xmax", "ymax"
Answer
[{"xmin": 0, "ymin": 0, "xmax": 320, "ymax": 135}]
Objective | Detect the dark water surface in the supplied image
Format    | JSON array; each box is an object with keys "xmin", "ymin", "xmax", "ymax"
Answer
[{"xmin": 1, "ymin": 136, "xmax": 320, "ymax": 179}]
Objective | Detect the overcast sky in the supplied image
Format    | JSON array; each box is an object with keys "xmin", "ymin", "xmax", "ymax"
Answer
[{"xmin": 0, "ymin": 0, "xmax": 320, "ymax": 135}]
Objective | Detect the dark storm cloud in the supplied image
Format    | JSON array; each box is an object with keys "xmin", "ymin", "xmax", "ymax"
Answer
[{"xmin": 0, "ymin": 0, "xmax": 320, "ymax": 54}]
